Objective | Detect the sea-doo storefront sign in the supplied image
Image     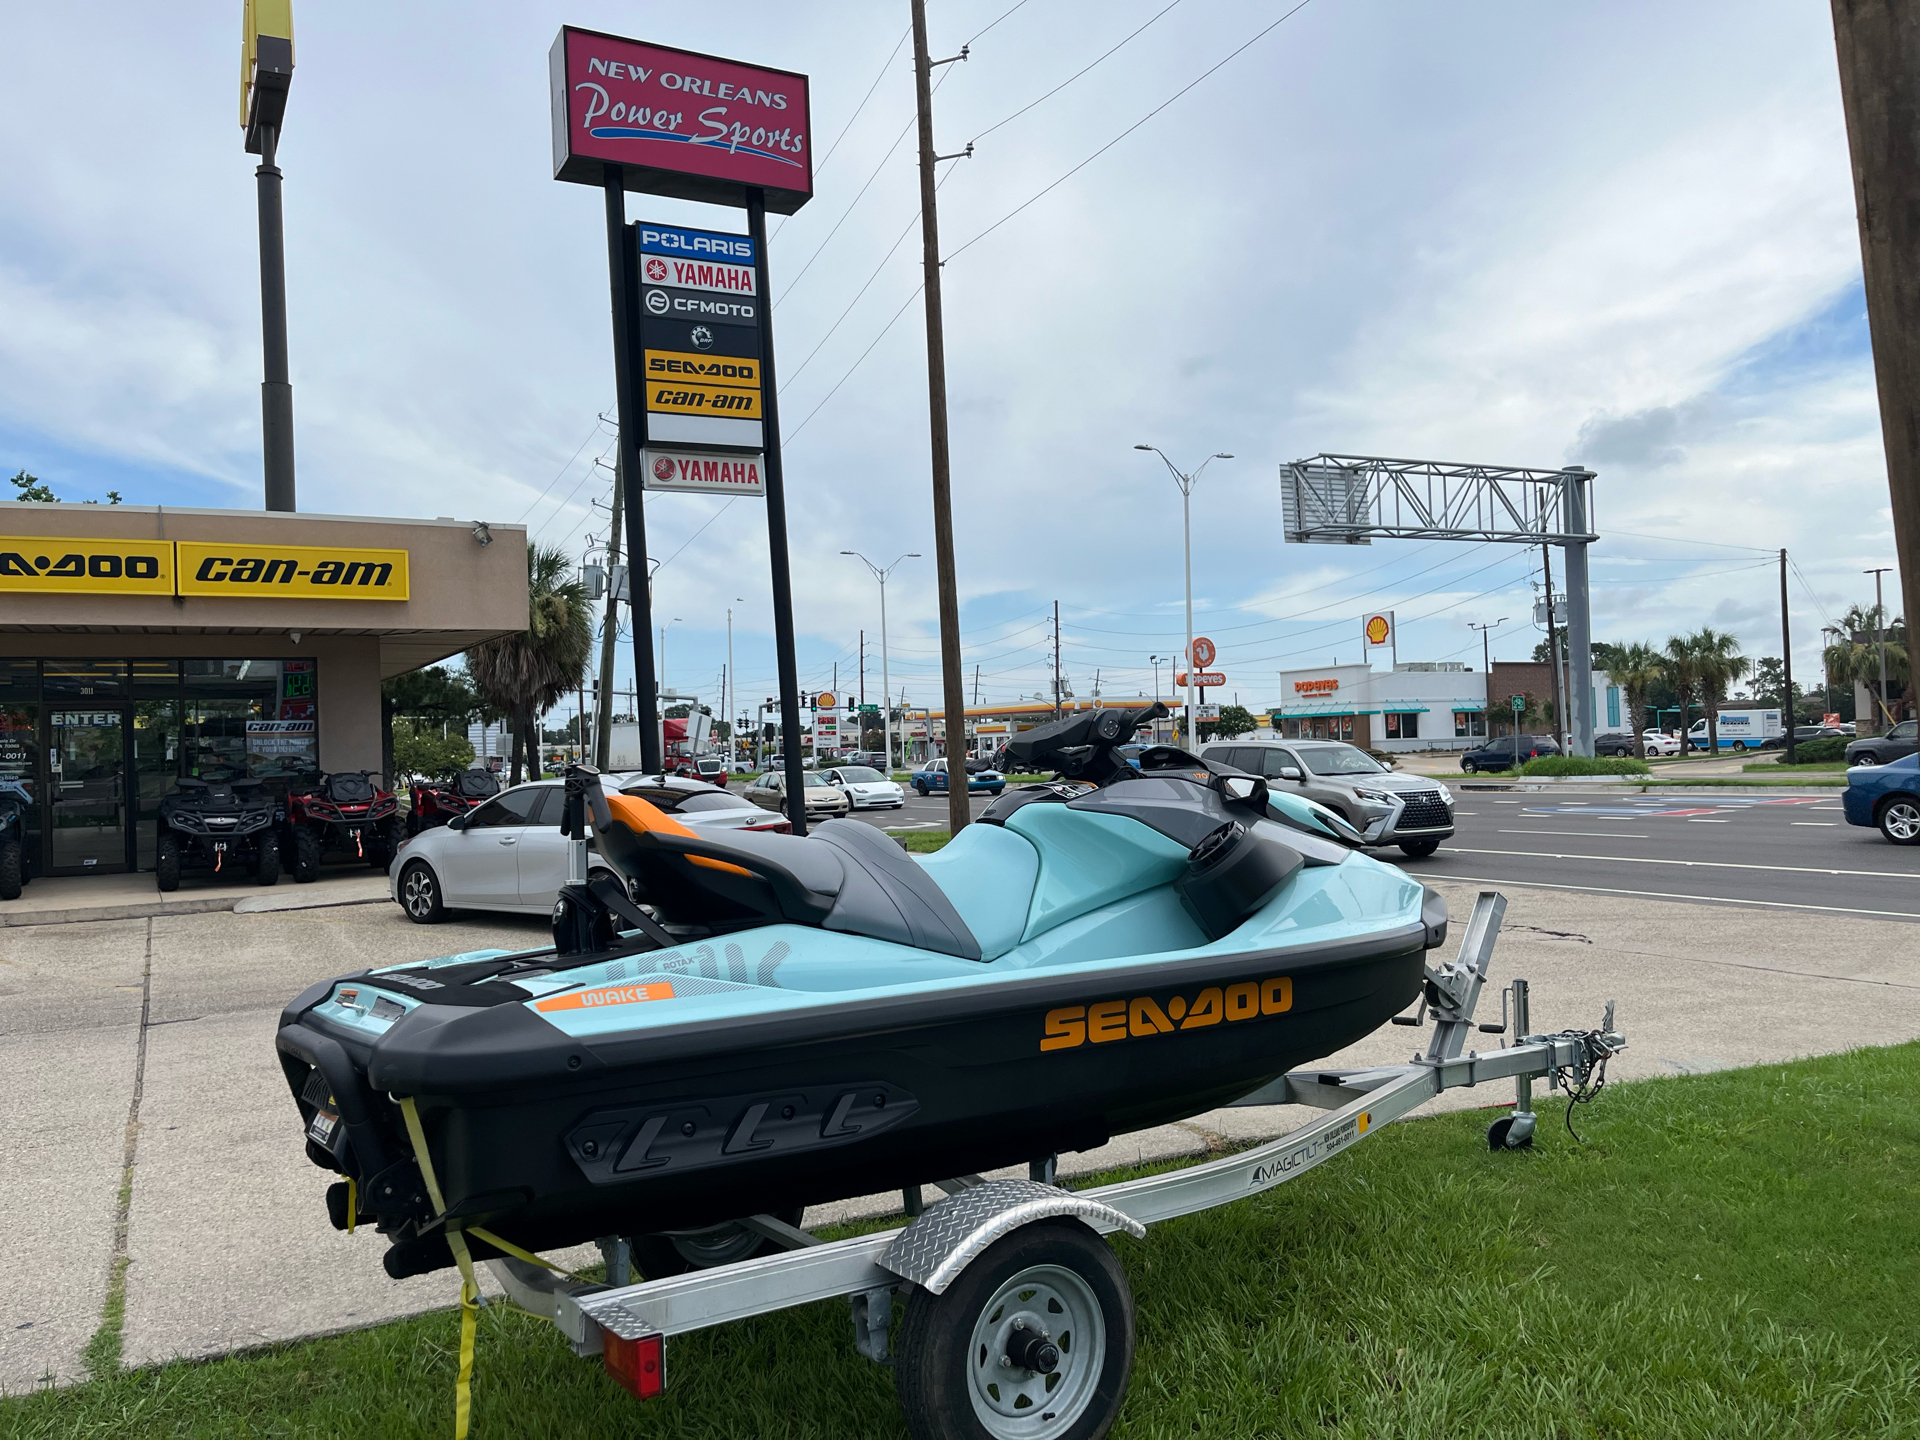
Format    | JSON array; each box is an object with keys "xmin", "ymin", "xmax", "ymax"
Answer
[
  {"xmin": 549, "ymin": 27, "xmax": 813, "ymax": 213},
  {"xmin": 0, "ymin": 535, "xmax": 174, "ymax": 595},
  {"xmin": 642, "ymin": 448, "xmax": 766, "ymax": 496}
]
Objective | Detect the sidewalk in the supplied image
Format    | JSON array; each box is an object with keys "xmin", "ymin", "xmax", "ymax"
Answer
[
  {"xmin": 0, "ymin": 864, "xmax": 390, "ymax": 928},
  {"xmin": 4, "ymin": 879, "xmax": 1918, "ymax": 1392}
]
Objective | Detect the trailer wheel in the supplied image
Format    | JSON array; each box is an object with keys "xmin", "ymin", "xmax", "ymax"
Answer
[
  {"xmin": 895, "ymin": 1219, "xmax": 1134, "ymax": 1440},
  {"xmin": 1486, "ymin": 1115, "xmax": 1533, "ymax": 1150}
]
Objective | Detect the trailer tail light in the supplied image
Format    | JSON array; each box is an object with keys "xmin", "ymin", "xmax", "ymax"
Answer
[{"xmin": 602, "ymin": 1327, "xmax": 665, "ymax": 1400}]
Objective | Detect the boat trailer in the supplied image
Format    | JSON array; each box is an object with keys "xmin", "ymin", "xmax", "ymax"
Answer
[{"xmin": 468, "ymin": 891, "xmax": 1624, "ymax": 1440}]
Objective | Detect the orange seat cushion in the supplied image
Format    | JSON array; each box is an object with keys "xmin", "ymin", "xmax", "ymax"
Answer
[{"xmin": 597, "ymin": 793, "xmax": 753, "ymax": 876}]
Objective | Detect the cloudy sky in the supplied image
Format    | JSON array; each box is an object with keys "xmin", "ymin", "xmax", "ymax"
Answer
[{"xmin": 0, "ymin": 0, "xmax": 1900, "ymax": 722}]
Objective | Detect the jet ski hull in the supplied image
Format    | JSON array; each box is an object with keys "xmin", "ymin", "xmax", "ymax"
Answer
[{"xmin": 279, "ymin": 922, "xmax": 1426, "ymax": 1262}]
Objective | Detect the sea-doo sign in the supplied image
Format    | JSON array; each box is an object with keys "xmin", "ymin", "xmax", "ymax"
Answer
[
  {"xmin": 549, "ymin": 27, "xmax": 813, "ymax": 215},
  {"xmin": 0, "ymin": 535, "xmax": 174, "ymax": 595},
  {"xmin": 637, "ymin": 221, "xmax": 767, "ymax": 449}
]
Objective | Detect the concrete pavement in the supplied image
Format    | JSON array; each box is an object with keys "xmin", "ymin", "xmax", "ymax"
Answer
[{"xmin": 5, "ymin": 864, "xmax": 1919, "ymax": 1392}]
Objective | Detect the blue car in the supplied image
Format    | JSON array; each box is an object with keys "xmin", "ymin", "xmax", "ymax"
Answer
[
  {"xmin": 910, "ymin": 758, "xmax": 1005, "ymax": 796},
  {"xmin": 1841, "ymin": 753, "xmax": 1920, "ymax": 845}
]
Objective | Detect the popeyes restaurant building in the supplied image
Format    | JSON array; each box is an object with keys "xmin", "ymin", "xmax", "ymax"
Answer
[
  {"xmin": 1269, "ymin": 663, "xmax": 1490, "ymax": 753},
  {"xmin": 0, "ymin": 502, "xmax": 527, "ymax": 879}
]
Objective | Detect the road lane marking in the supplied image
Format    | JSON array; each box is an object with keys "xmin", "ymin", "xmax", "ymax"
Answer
[
  {"xmin": 1501, "ymin": 829, "xmax": 1649, "ymax": 839},
  {"xmin": 1791, "ymin": 822, "xmax": 1837, "ymax": 827},
  {"xmin": 1687, "ymin": 818, "xmax": 1730, "ymax": 823},
  {"xmin": 1407, "ymin": 872, "xmax": 1920, "ymax": 922},
  {"xmin": 1440, "ymin": 846, "xmax": 1920, "ymax": 880}
]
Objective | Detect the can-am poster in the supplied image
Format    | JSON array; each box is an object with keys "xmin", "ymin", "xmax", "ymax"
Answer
[{"xmin": 549, "ymin": 27, "xmax": 813, "ymax": 214}]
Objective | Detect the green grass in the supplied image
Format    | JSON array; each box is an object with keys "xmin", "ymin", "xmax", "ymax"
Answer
[
  {"xmin": 8, "ymin": 1046, "xmax": 1919, "ymax": 1437},
  {"xmin": 888, "ymin": 829, "xmax": 950, "ymax": 853},
  {"xmin": 1744, "ymin": 761, "xmax": 1850, "ymax": 773},
  {"xmin": 1640, "ymin": 775, "xmax": 1847, "ymax": 788},
  {"xmin": 1519, "ymin": 755, "xmax": 1652, "ymax": 777}
]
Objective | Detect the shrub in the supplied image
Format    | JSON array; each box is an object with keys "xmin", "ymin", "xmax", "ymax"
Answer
[
  {"xmin": 1519, "ymin": 754, "xmax": 1651, "ymax": 777},
  {"xmin": 1788, "ymin": 736, "xmax": 1848, "ymax": 764}
]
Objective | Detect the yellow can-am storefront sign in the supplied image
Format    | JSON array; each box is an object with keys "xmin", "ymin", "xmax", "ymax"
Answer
[
  {"xmin": 175, "ymin": 542, "xmax": 409, "ymax": 600},
  {"xmin": 0, "ymin": 536, "xmax": 175, "ymax": 595}
]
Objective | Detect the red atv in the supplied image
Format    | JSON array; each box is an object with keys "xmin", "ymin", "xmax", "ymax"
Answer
[
  {"xmin": 281, "ymin": 771, "xmax": 401, "ymax": 882},
  {"xmin": 405, "ymin": 768, "xmax": 500, "ymax": 837}
]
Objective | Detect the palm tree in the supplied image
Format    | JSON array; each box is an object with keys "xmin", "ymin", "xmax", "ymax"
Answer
[
  {"xmin": 1825, "ymin": 603, "xmax": 1911, "ymax": 730},
  {"xmin": 467, "ymin": 543, "xmax": 592, "ymax": 784},
  {"xmin": 1690, "ymin": 627, "xmax": 1749, "ymax": 754},
  {"xmin": 1661, "ymin": 635, "xmax": 1700, "ymax": 751},
  {"xmin": 1605, "ymin": 642, "xmax": 1665, "ymax": 759}
]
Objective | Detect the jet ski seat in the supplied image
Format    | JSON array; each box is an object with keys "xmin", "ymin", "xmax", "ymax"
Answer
[{"xmin": 590, "ymin": 795, "xmax": 983, "ymax": 960}]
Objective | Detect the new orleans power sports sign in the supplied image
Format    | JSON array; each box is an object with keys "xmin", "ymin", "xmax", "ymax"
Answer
[
  {"xmin": 0, "ymin": 538, "xmax": 408, "ymax": 600},
  {"xmin": 0, "ymin": 536, "xmax": 174, "ymax": 595}
]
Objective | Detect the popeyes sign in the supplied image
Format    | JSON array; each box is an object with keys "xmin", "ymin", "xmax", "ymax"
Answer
[
  {"xmin": 549, "ymin": 27, "xmax": 813, "ymax": 214},
  {"xmin": 1294, "ymin": 678, "xmax": 1340, "ymax": 694}
]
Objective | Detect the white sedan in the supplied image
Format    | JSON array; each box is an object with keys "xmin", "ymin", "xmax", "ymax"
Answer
[
  {"xmin": 818, "ymin": 764, "xmax": 906, "ymax": 810},
  {"xmin": 389, "ymin": 774, "xmax": 785, "ymax": 923},
  {"xmin": 1641, "ymin": 730, "xmax": 1682, "ymax": 757}
]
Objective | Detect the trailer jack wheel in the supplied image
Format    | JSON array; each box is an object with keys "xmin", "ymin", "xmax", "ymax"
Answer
[
  {"xmin": 894, "ymin": 1220, "xmax": 1134, "ymax": 1440},
  {"xmin": 1487, "ymin": 1112, "xmax": 1536, "ymax": 1150}
]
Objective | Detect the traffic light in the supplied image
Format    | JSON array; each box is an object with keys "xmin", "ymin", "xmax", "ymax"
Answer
[{"xmin": 808, "ymin": 693, "xmax": 818, "ymax": 713}]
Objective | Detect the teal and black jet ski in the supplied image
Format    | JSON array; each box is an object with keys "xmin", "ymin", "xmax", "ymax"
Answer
[{"xmin": 276, "ymin": 703, "xmax": 1446, "ymax": 1278}]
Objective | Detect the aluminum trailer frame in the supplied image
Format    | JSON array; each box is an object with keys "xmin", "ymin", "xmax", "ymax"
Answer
[{"xmin": 479, "ymin": 890, "xmax": 1625, "ymax": 1432}]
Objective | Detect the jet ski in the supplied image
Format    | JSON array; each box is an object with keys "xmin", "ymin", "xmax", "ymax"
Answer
[{"xmin": 275, "ymin": 702, "xmax": 1446, "ymax": 1279}]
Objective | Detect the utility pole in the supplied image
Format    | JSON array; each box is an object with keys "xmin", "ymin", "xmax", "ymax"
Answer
[
  {"xmin": 725, "ymin": 600, "xmax": 740, "ymax": 772},
  {"xmin": 1540, "ymin": 543, "xmax": 1568, "ymax": 752},
  {"xmin": 1832, "ymin": 2, "xmax": 1920, "ymax": 708},
  {"xmin": 243, "ymin": 1, "xmax": 297, "ymax": 511},
  {"xmin": 1780, "ymin": 549, "xmax": 1797, "ymax": 763},
  {"xmin": 911, "ymin": 0, "xmax": 974, "ymax": 834},
  {"xmin": 1868, "ymin": 566, "xmax": 1894, "ymax": 730},
  {"xmin": 592, "ymin": 451, "xmax": 622, "ymax": 770},
  {"xmin": 1053, "ymin": 601, "xmax": 1062, "ymax": 721}
]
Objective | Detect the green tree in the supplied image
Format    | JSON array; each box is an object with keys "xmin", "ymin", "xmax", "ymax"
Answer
[
  {"xmin": 466, "ymin": 544, "xmax": 592, "ymax": 784},
  {"xmin": 1690, "ymin": 627, "xmax": 1749, "ymax": 753},
  {"xmin": 383, "ymin": 663, "xmax": 483, "ymax": 728},
  {"xmin": 1604, "ymin": 642, "xmax": 1665, "ymax": 759},
  {"xmin": 1824, "ymin": 604, "xmax": 1911, "ymax": 730},
  {"xmin": 1199, "ymin": 703, "xmax": 1258, "ymax": 742},
  {"xmin": 1661, "ymin": 635, "xmax": 1701, "ymax": 749},
  {"xmin": 391, "ymin": 718, "xmax": 475, "ymax": 780},
  {"xmin": 1531, "ymin": 632, "xmax": 1621, "ymax": 672},
  {"xmin": 8, "ymin": 470, "xmax": 121, "ymax": 504}
]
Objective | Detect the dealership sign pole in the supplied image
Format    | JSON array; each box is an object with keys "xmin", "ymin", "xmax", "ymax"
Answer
[{"xmin": 550, "ymin": 27, "xmax": 812, "ymax": 821}]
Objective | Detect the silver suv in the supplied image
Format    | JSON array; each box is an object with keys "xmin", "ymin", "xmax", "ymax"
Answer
[{"xmin": 1201, "ymin": 739, "xmax": 1454, "ymax": 857}]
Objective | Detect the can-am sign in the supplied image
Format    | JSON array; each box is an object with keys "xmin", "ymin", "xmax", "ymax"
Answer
[{"xmin": 549, "ymin": 27, "xmax": 813, "ymax": 214}]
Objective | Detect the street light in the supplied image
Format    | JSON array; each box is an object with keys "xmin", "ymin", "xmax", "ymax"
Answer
[
  {"xmin": 1149, "ymin": 654, "xmax": 1166, "ymax": 708},
  {"xmin": 1468, "ymin": 619, "xmax": 1507, "ymax": 740},
  {"xmin": 843, "ymin": 551, "xmax": 920, "ymax": 774},
  {"xmin": 1136, "ymin": 445, "xmax": 1232, "ymax": 746},
  {"xmin": 725, "ymin": 599, "xmax": 743, "ymax": 772}
]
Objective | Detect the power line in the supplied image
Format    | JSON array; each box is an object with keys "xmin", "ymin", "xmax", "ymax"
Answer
[
  {"xmin": 516, "ymin": 410, "xmax": 612, "ymax": 524},
  {"xmin": 946, "ymin": 0, "xmax": 1319, "ymax": 264},
  {"xmin": 966, "ymin": 0, "xmax": 1187, "ymax": 148}
]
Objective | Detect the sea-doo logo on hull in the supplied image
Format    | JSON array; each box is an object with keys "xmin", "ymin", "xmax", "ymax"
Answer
[{"xmin": 1040, "ymin": 976, "xmax": 1292, "ymax": 1052}]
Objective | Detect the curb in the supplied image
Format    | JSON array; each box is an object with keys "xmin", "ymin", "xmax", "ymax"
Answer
[{"xmin": 1, "ymin": 888, "xmax": 390, "ymax": 929}]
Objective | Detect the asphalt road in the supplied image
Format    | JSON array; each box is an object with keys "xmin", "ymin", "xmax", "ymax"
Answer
[
  {"xmin": 1399, "ymin": 788, "xmax": 1920, "ymax": 922},
  {"xmin": 845, "ymin": 781, "xmax": 1920, "ymax": 923}
]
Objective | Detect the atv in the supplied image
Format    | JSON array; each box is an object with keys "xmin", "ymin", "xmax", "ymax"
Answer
[
  {"xmin": 405, "ymin": 767, "xmax": 499, "ymax": 837},
  {"xmin": 156, "ymin": 774, "xmax": 281, "ymax": 891},
  {"xmin": 0, "ymin": 776, "xmax": 32, "ymax": 901},
  {"xmin": 281, "ymin": 771, "xmax": 401, "ymax": 883}
]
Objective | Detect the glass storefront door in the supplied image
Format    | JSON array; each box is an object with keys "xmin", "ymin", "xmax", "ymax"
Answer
[{"xmin": 48, "ymin": 709, "xmax": 129, "ymax": 874}]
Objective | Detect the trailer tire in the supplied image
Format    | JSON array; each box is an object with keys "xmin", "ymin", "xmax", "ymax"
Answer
[
  {"xmin": 895, "ymin": 1219, "xmax": 1134, "ymax": 1440},
  {"xmin": 155, "ymin": 833, "xmax": 181, "ymax": 893},
  {"xmin": 0, "ymin": 838, "xmax": 21, "ymax": 901},
  {"xmin": 631, "ymin": 1207, "xmax": 806, "ymax": 1279},
  {"xmin": 1486, "ymin": 1115, "xmax": 1533, "ymax": 1150}
]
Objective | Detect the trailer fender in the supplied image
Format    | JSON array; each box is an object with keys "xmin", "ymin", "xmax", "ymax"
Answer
[{"xmin": 879, "ymin": 1179, "xmax": 1145, "ymax": 1296}]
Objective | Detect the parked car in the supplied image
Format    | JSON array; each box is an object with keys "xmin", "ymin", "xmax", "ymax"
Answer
[
  {"xmin": 1590, "ymin": 730, "xmax": 1680, "ymax": 758},
  {"xmin": 1841, "ymin": 752, "xmax": 1920, "ymax": 845},
  {"xmin": 1458, "ymin": 735, "xmax": 1562, "ymax": 773},
  {"xmin": 1201, "ymin": 738, "xmax": 1453, "ymax": 857},
  {"xmin": 1757, "ymin": 725, "xmax": 1844, "ymax": 752},
  {"xmin": 911, "ymin": 758, "xmax": 1005, "ymax": 796},
  {"xmin": 1846, "ymin": 719, "xmax": 1919, "ymax": 768},
  {"xmin": 1642, "ymin": 730, "xmax": 1682, "ymax": 757},
  {"xmin": 818, "ymin": 764, "xmax": 906, "ymax": 810},
  {"xmin": 744, "ymin": 768, "xmax": 851, "ymax": 820},
  {"xmin": 390, "ymin": 774, "xmax": 785, "ymax": 923}
]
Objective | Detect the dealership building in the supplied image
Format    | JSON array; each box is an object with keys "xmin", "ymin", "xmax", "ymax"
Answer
[{"xmin": 1, "ymin": 502, "xmax": 527, "ymax": 880}]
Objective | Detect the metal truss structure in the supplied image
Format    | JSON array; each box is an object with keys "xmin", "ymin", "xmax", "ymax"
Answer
[{"xmin": 1280, "ymin": 454, "xmax": 1599, "ymax": 756}]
